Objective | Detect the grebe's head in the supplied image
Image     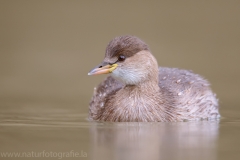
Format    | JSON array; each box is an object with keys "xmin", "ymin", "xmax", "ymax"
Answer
[{"xmin": 88, "ymin": 35, "xmax": 159, "ymax": 85}]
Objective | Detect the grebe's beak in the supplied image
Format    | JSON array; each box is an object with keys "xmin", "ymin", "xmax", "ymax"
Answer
[{"xmin": 88, "ymin": 63, "xmax": 118, "ymax": 76}]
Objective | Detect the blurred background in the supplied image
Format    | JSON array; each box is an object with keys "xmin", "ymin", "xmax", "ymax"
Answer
[
  {"xmin": 0, "ymin": 1, "xmax": 240, "ymax": 160},
  {"xmin": 1, "ymin": 1, "xmax": 240, "ymax": 115}
]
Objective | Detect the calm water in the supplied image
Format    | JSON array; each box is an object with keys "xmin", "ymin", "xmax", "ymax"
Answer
[
  {"xmin": 1, "ymin": 1, "xmax": 240, "ymax": 160},
  {"xmin": 0, "ymin": 103, "xmax": 240, "ymax": 160}
]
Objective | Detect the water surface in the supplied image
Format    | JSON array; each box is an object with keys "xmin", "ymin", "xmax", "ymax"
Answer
[{"xmin": 0, "ymin": 104, "xmax": 240, "ymax": 160}]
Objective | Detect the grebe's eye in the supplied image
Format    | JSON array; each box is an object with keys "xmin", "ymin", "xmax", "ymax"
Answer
[{"xmin": 118, "ymin": 55, "xmax": 125, "ymax": 62}]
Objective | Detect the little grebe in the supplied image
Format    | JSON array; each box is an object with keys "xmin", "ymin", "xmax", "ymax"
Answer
[{"xmin": 88, "ymin": 35, "xmax": 220, "ymax": 122}]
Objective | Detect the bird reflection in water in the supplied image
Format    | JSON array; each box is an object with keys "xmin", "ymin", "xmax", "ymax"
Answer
[{"xmin": 89, "ymin": 120, "xmax": 219, "ymax": 160}]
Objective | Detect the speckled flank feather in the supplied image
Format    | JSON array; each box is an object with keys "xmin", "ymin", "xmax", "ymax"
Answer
[
  {"xmin": 158, "ymin": 67, "xmax": 219, "ymax": 121},
  {"xmin": 89, "ymin": 67, "xmax": 219, "ymax": 122},
  {"xmin": 89, "ymin": 76, "xmax": 123, "ymax": 120}
]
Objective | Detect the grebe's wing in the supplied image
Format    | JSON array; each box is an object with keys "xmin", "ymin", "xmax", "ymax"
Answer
[{"xmin": 158, "ymin": 67, "xmax": 219, "ymax": 120}]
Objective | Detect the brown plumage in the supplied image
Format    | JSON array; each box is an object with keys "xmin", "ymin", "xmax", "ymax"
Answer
[{"xmin": 88, "ymin": 35, "xmax": 220, "ymax": 122}]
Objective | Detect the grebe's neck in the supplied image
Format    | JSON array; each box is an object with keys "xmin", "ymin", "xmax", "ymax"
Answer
[
  {"xmin": 123, "ymin": 79, "xmax": 160, "ymax": 94},
  {"xmin": 123, "ymin": 50, "xmax": 160, "ymax": 93}
]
